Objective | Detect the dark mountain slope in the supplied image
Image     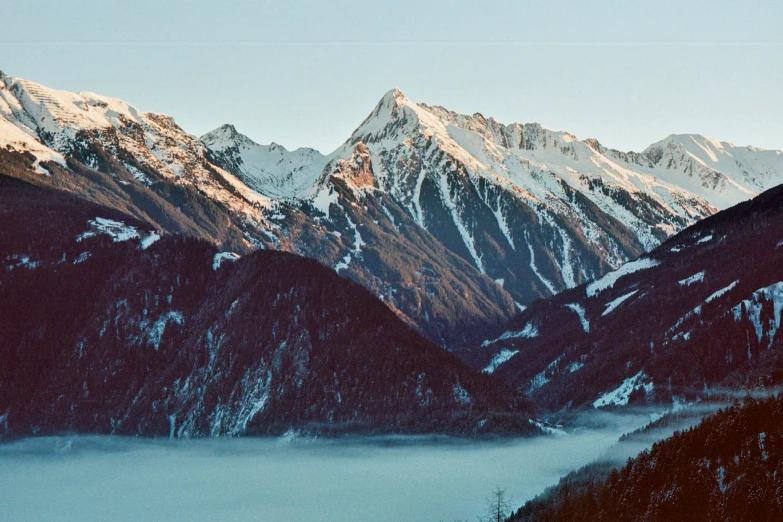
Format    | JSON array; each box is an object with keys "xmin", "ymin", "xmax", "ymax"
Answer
[
  {"xmin": 0, "ymin": 144, "xmax": 253, "ymax": 254},
  {"xmin": 510, "ymin": 395, "xmax": 783, "ymax": 522},
  {"xmin": 0, "ymin": 175, "xmax": 533, "ymax": 438},
  {"xmin": 2, "ymin": 126, "xmax": 518, "ymax": 351},
  {"xmin": 294, "ymin": 145, "xmax": 519, "ymax": 346},
  {"xmin": 475, "ymin": 182, "xmax": 783, "ymax": 411}
]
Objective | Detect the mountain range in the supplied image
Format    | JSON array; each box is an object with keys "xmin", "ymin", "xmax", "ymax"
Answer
[
  {"xmin": 2, "ymin": 68, "xmax": 783, "ymax": 439},
  {"xmin": 3, "ymin": 70, "xmax": 782, "ymax": 349}
]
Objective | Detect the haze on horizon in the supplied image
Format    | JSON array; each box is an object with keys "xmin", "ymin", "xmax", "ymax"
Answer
[{"xmin": 3, "ymin": 0, "xmax": 782, "ymax": 154}]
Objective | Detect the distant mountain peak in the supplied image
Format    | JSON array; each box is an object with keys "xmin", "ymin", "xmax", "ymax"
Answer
[
  {"xmin": 199, "ymin": 123, "xmax": 328, "ymax": 200},
  {"xmin": 200, "ymin": 124, "xmax": 244, "ymax": 149},
  {"xmin": 216, "ymin": 123, "xmax": 239, "ymax": 136}
]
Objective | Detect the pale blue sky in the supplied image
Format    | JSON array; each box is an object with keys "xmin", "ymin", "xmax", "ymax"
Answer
[{"xmin": 3, "ymin": 0, "xmax": 782, "ymax": 153}]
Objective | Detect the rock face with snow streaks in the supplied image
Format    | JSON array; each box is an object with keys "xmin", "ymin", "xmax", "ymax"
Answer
[
  {"xmin": 474, "ymin": 183, "xmax": 783, "ymax": 410},
  {"xmin": 207, "ymin": 89, "xmax": 783, "ymax": 346}
]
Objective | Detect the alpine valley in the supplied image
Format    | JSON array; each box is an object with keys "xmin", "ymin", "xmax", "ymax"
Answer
[{"xmin": 3, "ymin": 68, "xmax": 783, "ymax": 521}]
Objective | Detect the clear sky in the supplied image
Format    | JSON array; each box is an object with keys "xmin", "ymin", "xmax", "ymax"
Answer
[{"xmin": 3, "ymin": 0, "xmax": 782, "ymax": 154}]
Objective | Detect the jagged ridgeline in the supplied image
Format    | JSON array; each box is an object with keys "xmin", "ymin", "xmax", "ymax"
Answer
[
  {"xmin": 0, "ymin": 176, "xmax": 534, "ymax": 438},
  {"xmin": 475, "ymin": 182, "xmax": 783, "ymax": 412},
  {"xmin": 4, "ymin": 72, "xmax": 782, "ymax": 349}
]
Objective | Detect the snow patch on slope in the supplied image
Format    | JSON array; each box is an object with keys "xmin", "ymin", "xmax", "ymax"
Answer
[
  {"xmin": 481, "ymin": 323, "xmax": 539, "ymax": 347},
  {"xmin": 146, "ymin": 311, "xmax": 184, "ymax": 351},
  {"xmin": 77, "ymin": 218, "xmax": 139, "ymax": 243},
  {"xmin": 593, "ymin": 372, "xmax": 653, "ymax": 408},
  {"xmin": 565, "ymin": 303, "xmax": 589, "ymax": 333},
  {"xmin": 678, "ymin": 270, "xmax": 706, "ymax": 286},
  {"xmin": 529, "ymin": 356, "xmax": 563, "ymax": 392},
  {"xmin": 140, "ymin": 232, "xmax": 161, "ymax": 250},
  {"xmin": 706, "ymin": 280, "xmax": 739, "ymax": 303},
  {"xmin": 587, "ymin": 258, "xmax": 659, "ymax": 297},
  {"xmin": 602, "ymin": 290, "xmax": 639, "ymax": 317},
  {"xmin": 482, "ymin": 349, "xmax": 519, "ymax": 374},
  {"xmin": 527, "ymin": 240, "xmax": 557, "ymax": 294},
  {"xmin": 213, "ymin": 252, "xmax": 240, "ymax": 270}
]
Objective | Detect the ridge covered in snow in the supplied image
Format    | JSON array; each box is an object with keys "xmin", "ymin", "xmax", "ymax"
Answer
[
  {"xmin": 205, "ymin": 87, "xmax": 781, "ymax": 316},
  {"xmin": 340, "ymin": 88, "xmax": 781, "ymax": 215},
  {"xmin": 200, "ymin": 124, "xmax": 328, "ymax": 200},
  {"xmin": 0, "ymin": 73, "xmax": 275, "ymax": 220}
]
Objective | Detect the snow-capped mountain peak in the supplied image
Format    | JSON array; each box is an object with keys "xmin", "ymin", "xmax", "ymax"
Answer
[
  {"xmin": 200, "ymin": 124, "xmax": 328, "ymax": 200},
  {"xmin": 345, "ymin": 87, "xmax": 420, "ymax": 147},
  {"xmin": 637, "ymin": 133, "xmax": 781, "ymax": 207},
  {"xmin": 200, "ymin": 123, "xmax": 243, "ymax": 147},
  {"xmin": 0, "ymin": 73, "xmax": 211, "ymax": 180}
]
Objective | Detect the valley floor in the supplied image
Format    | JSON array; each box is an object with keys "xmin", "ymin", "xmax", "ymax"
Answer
[{"xmin": 0, "ymin": 412, "xmax": 659, "ymax": 522}]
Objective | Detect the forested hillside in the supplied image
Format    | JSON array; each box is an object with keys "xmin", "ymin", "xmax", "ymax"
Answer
[
  {"xmin": 510, "ymin": 395, "xmax": 783, "ymax": 521},
  {"xmin": 0, "ymin": 175, "xmax": 533, "ymax": 439}
]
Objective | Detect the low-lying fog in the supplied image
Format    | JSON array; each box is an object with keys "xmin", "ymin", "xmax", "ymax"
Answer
[{"xmin": 0, "ymin": 410, "xmax": 704, "ymax": 521}]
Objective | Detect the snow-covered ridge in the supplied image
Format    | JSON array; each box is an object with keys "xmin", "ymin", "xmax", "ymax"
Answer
[
  {"xmin": 336, "ymin": 88, "xmax": 776, "ymax": 218},
  {"xmin": 0, "ymin": 73, "xmax": 276, "ymax": 228},
  {"xmin": 200, "ymin": 124, "xmax": 328, "ymax": 200}
]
